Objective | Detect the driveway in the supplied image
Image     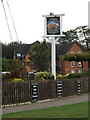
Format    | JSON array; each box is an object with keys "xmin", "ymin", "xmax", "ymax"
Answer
[{"xmin": 2, "ymin": 93, "xmax": 88, "ymax": 114}]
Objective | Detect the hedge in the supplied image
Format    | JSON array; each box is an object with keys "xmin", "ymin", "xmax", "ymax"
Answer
[
  {"xmin": 34, "ymin": 72, "xmax": 54, "ymax": 81},
  {"xmin": 12, "ymin": 78, "xmax": 24, "ymax": 82}
]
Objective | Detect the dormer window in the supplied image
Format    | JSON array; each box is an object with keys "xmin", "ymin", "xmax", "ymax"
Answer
[
  {"xmin": 78, "ymin": 51, "xmax": 81, "ymax": 53},
  {"xmin": 71, "ymin": 51, "xmax": 74, "ymax": 54}
]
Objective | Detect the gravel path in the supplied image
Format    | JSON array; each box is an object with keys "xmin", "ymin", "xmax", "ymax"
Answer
[{"xmin": 2, "ymin": 93, "xmax": 88, "ymax": 114}]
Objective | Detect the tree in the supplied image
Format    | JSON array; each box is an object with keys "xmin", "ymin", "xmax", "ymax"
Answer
[
  {"xmin": 75, "ymin": 26, "xmax": 90, "ymax": 51},
  {"xmin": 2, "ymin": 43, "xmax": 13, "ymax": 59},
  {"xmin": 62, "ymin": 29, "xmax": 79, "ymax": 43},
  {"xmin": 2, "ymin": 58, "xmax": 18, "ymax": 71},
  {"xmin": 62, "ymin": 52, "xmax": 90, "ymax": 61},
  {"xmin": 61, "ymin": 51, "xmax": 90, "ymax": 73},
  {"xmin": 29, "ymin": 40, "xmax": 50, "ymax": 71},
  {"xmin": 2, "ymin": 41, "xmax": 23, "ymax": 59}
]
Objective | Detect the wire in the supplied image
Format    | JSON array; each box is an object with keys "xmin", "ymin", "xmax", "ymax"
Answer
[
  {"xmin": 1, "ymin": 0, "xmax": 13, "ymax": 42},
  {"xmin": 6, "ymin": 0, "xmax": 19, "ymax": 42}
]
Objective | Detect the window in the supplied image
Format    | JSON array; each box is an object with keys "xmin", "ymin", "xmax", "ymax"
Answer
[
  {"xmin": 78, "ymin": 61, "xmax": 82, "ymax": 67},
  {"xmin": 78, "ymin": 70, "xmax": 82, "ymax": 73},
  {"xmin": 71, "ymin": 51, "xmax": 74, "ymax": 54},
  {"xmin": 71, "ymin": 61, "xmax": 75, "ymax": 67},
  {"xmin": 58, "ymin": 55, "xmax": 62, "ymax": 59},
  {"xmin": 22, "ymin": 55, "xmax": 25, "ymax": 58},
  {"xmin": 71, "ymin": 70, "xmax": 75, "ymax": 73},
  {"xmin": 78, "ymin": 51, "xmax": 81, "ymax": 53},
  {"xmin": 17, "ymin": 53, "xmax": 21, "ymax": 57},
  {"xmin": 59, "ymin": 62, "xmax": 62, "ymax": 68}
]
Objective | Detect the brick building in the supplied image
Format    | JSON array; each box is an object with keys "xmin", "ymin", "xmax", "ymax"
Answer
[
  {"xmin": 13, "ymin": 41, "xmax": 40, "ymax": 72},
  {"xmin": 13, "ymin": 41, "xmax": 88, "ymax": 74},
  {"xmin": 56, "ymin": 41, "xmax": 88, "ymax": 75}
]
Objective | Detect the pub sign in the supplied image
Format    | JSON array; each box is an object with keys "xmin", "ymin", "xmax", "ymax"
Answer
[{"xmin": 47, "ymin": 17, "xmax": 60, "ymax": 35}]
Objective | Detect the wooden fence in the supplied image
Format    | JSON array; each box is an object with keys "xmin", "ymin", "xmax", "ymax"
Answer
[{"xmin": 2, "ymin": 78, "xmax": 88, "ymax": 106}]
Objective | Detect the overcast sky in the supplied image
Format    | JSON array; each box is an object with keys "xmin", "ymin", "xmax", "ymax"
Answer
[{"xmin": 0, "ymin": 0, "xmax": 89, "ymax": 44}]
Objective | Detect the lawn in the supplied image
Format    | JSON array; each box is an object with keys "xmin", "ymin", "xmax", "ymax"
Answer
[{"xmin": 2, "ymin": 101, "xmax": 88, "ymax": 119}]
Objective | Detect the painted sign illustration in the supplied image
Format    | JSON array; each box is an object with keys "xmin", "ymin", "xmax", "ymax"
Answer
[{"xmin": 47, "ymin": 17, "xmax": 60, "ymax": 35}]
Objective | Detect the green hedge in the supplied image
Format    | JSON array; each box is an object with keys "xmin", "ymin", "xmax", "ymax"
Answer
[
  {"xmin": 34, "ymin": 72, "xmax": 54, "ymax": 81},
  {"xmin": 56, "ymin": 75, "xmax": 67, "ymax": 80},
  {"xmin": 56, "ymin": 73, "xmax": 82, "ymax": 80},
  {"xmin": 67, "ymin": 73, "xmax": 81, "ymax": 79},
  {"xmin": 12, "ymin": 78, "xmax": 24, "ymax": 82}
]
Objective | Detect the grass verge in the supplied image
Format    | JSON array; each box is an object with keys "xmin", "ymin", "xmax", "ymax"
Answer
[{"xmin": 2, "ymin": 101, "xmax": 88, "ymax": 118}]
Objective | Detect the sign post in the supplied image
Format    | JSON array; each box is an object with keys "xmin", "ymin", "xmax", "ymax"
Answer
[{"xmin": 42, "ymin": 13, "xmax": 65, "ymax": 79}]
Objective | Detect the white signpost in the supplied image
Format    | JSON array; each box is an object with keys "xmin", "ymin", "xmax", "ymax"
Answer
[
  {"xmin": 42, "ymin": 13, "xmax": 65, "ymax": 79},
  {"xmin": 88, "ymin": 1, "xmax": 90, "ymax": 28}
]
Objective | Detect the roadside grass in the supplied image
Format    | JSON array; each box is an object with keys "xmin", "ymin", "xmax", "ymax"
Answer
[{"xmin": 2, "ymin": 101, "xmax": 88, "ymax": 118}]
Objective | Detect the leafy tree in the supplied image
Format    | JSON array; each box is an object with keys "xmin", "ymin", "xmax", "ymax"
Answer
[
  {"xmin": 29, "ymin": 40, "xmax": 50, "ymax": 71},
  {"xmin": 2, "ymin": 41, "xmax": 23, "ymax": 59},
  {"xmin": 75, "ymin": 26, "xmax": 90, "ymax": 51},
  {"xmin": 59, "ymin": 26, "xmax": 90, "ymax": 51},
  {"xmin": 2, "ymin": 44, "xmax": 13, "ymax": 59},
  {"xmin": 62, "ymin": 52, "xmax": 90, "ymax": 61},
  {"xmin": 62, "ymin": 29, "xmax": 79, "ymax": 43},
  {"xmin": 61, "ymin": 51, "xmax": 90, "ymax": 70},
  {"xmin": 2, "ymin": 58, "xmax": 18, "ymax": 71}
]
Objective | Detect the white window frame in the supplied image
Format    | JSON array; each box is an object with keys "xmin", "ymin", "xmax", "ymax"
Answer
[
  {"xmin": 71, "ymin": 51, "xmax": 74, "ymax": 54},
  {"xmin": 78, "ymin": 51, "xmax": 81, "ymax": 53},
  {"xmin": 78, "ymin": 70, "xmax": 82, "ymax": 73},
  {"xmin": 71, "ymin": 61, "xmax": 75, "ymax": 67},
  {"xmin": 71, "ymin": 70, "xmax": 75, "ymax": 73},
  {"xmin": 78, "ymin": 61, "xmax": 82, "ymax": 67}
]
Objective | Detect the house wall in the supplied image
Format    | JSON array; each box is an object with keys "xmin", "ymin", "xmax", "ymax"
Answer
[
  {"xmin": 57, "ymin": 43, "xmax": 88, "ymax": 75},
  {"xmin": 67, "ymin": 43, "xmax": 85, "ymax": 53},
  {"xmin": 25, "ymin": 54, "xmax": 35, "ymax": 72}
]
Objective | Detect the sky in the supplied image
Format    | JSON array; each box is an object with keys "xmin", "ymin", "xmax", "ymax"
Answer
[{"xmin": 0, "ymin": 0, "xmax": 89, "ymax": 44}]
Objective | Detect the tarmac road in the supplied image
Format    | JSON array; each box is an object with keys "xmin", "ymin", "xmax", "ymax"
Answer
[{"xmin": 2, "ymin": 93, "xmax": 88, "ymax": 114}]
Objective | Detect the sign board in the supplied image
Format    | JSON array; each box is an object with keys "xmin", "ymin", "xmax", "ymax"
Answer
[
  {"xmin": 31, "ymin": 83, "xmax": 38, "ymax": 102},
  {"xmin": 47, "ymin": 17, "xmax": 60, "ymax": 35}
]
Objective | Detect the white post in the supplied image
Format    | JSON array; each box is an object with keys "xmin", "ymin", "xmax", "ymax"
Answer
[
  {"xmin": 42, "ymin": 13, "xmax": 65, "ymax": 80},
  {"xmin": 44, "ymin": 17, "xmax": 47, "ymax": 36},
  {"xmin": 60, "ymin": 16, "xmax": 62, "ymax": 35},
  {"xmin": 51, "ymin": 37, "xmax": 56, "ymax": 80},
  {"xmin": 88, "ymin": 1, "xmax": 90, "ymax": 28}
]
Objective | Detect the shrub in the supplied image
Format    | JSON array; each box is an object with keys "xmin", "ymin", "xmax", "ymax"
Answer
[
  {"xmin": 34, "ymin": 72, "xmax": 54, "ymax": 81},
  {"xmin": 12, "ymin": 78, "xmax": 24, "ymax": 82},
  {"xmin": 67, "ymin": 73, "xmax": 81, "ymax": 79},
  {"xmin": 56, "ymin": 75, "xmax": 67, "ymax": 80},
  {"xmin": 11, "ymin": 69, "xmax": 20, "ymax": 78}
]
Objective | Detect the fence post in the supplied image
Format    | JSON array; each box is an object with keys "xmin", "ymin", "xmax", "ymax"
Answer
[
  {"xmin": 30, "ymin": 82, "xmax": 39, "ymax": 103},
  {"xmin": 56, "ymin": 81, "xmax": 63, "ymax": 98},
  {"xmin": 77, "ymin": 80, "xmax": 81, "ymax": 95}
]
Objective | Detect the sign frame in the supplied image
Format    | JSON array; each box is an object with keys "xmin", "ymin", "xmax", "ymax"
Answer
[{"xmin": 42, "ymin": 14, "xmax": 65, "ymax": 37}]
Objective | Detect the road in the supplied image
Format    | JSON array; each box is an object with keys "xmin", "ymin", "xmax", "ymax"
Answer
[{"xmin": 2, "ymin": 93, "xmax": 88, "ymax": 114}]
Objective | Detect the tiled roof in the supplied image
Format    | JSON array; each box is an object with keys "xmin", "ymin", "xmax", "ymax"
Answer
[
  {"xmin": 56, "ymin": 41, "xmax": 85, "ymax": 58},
  {"xmin": 13, "ymin": 41, "xmax": 85, "ymax": 59},
  {"xmin": 13, "ymin": 44, "xmax": 31, "ymax": 57},
  {"xmin": 13, "ymin": 41, "xmax": 40, "ymax": 58}
]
